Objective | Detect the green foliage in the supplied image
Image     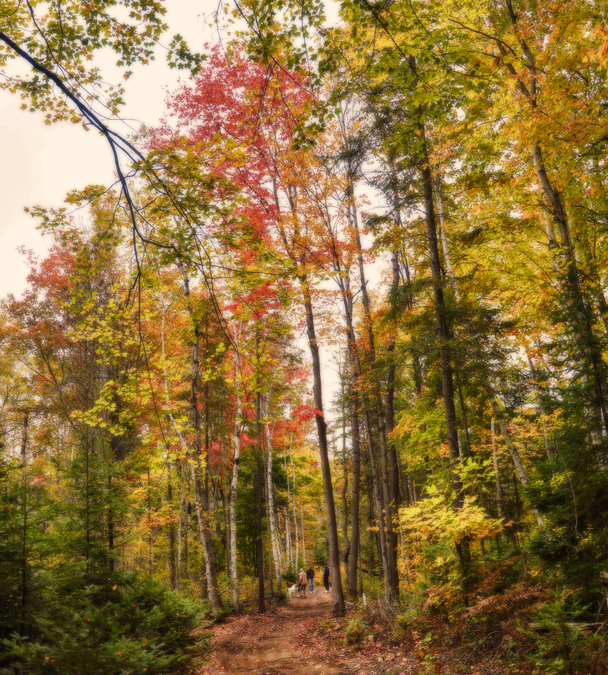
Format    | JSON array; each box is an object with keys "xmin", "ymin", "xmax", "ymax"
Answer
[
  {"xmin": 394, "ymin": 593, "xmax": 425, "ymax": 632},
  {"xmin": 400, "ymin": 484, "xmax": 502, "ymax": 592},
  {"xmin": 311, "ymin": 541, "xmax": 329, "ymax": 567},
  {"xmin": 345, "ymin": 617, "xmax": 367, "ymax": 645},
  {"xmin": 522, "ymin": 591, "xmax": 597, "ymax": 675},
  {"xmin": 527, "ymin": 435, "xmax": 608, "ymax": 595},
  {"xmin": 281, "ymin": 568, "xmax": 297, "ymax": 584},
  {"xmin": 0, "ymin": 462, "xmax": 26, "ymax": 646},
  {"xmin": 0, "ymin": 0, "xmax": 203, "ymax": 121},
  {"xmin": 0, "ymin": 457, "xmax": 50, "ymax": 652},
  {"xmin": 1, "ymin": 571, "xmax": 209, "ymax": 675},
  {"xmin": 319, "ymin": 619, "xmax": 336, "ymax": 630}
]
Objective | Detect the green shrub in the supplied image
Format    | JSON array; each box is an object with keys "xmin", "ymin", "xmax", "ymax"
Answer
[
  {"xmin": 281, "ymin": 569, "xmax": 297, "ymax": 584},
  {"xmin": 345, "ymin": 617, "xmax": 367, "ymax": 645},
  {"xmin": 522, "ymin": 590, "xmax": 595, "ymax": 675},
  {"xmin": 394, "ymin": 590, "xmax": 425, "ymax": 632},
  {"xmin": 1, "ymin": 570, "xmax": 209, "ymax": 675},
  {"xmin": 319, "ymin": 619, "xmax": 336, "ymax": 630}
]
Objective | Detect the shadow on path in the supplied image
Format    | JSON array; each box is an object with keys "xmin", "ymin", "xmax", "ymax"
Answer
[{"xmin": 203, "ymin": 590, "xmax": 355, "ymax": 675}]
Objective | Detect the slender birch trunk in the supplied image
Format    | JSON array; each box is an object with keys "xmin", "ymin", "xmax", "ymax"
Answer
[
  {"xmin": 177, "ymin": 463, "xmax": 186, "ymax": 591},
  {"xmin": 264, "ymin": 396, "xmax": 283, "ymax": 591},
  {"xmin": 161, "ymin": 304, "xmax": 185, "ymax": 590},
  {"xmin": 492, "ymin": 401, "xmax": 544, "ymax": 527},
  {"xmin": 290, "ymin": 441, "xmax": 299, "ymax": 568},
  {"xmin": 168, "ymin": 472, "xmax": 177, "ymax": 590},
  {"xmin": 255, "ymin": 382, "xmax": 265, "ymax": 613},
  {"xmin": 490, "ymin": 419, "xmax": 504, "ymax": 521},
  {"xmin": 175, "ymin": 265, "xmax": 223, "ymax": 609},
  {"xmin": 228, "ymin": 327, "xmax": 242, "ymax": 612},
  {"xmin": 284, "ymin": 447, "xmax": 293, "ymax": 569},
  {"xmin": 300, "ymin": 503, "xmax": 306, "ymax": 567},
  {"xmin": 492, "ymin": 401, "xmax": 530, "ymax": 487},
  {"xmin": 340, "ymin": 385, "xmax": 351, "ymax": 566},
  {"xmin": 284, "ymin": 507, "xmax": 292, "ymax": 569}
]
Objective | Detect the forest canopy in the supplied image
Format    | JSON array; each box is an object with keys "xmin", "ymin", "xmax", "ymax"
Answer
[{"xmin": 2, "ymin": 0, "xmax": 608, "ymax": 673}]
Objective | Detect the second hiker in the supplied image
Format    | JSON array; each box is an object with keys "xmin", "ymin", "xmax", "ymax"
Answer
[{"xmin": 306, "ymin": 564, "xmax": 315, "ymax": 594}]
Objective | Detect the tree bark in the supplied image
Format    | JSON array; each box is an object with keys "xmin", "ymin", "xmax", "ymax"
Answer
[
  {"xmin": 418, "ymin": 127, "xmax": 470, "ymax": 566},
  {"xmin": 177, "ymin": 265, "xmax": 223, "ymax": 610},
  {"xmin": 300, "ymin": 276, "xmax": 345, "ymax": 616},
  {"xmin": 348, "ymin": 198, "xmax": 398, "ymax": 598},
  {"xmin": 492, "ymin": 401, "xmax": 544, "ymax": 527},
  {"xmin": 168, "ymin": 473, "xmax": 177, "ymax": 590},
  {"xmin": 340, "ymin": 433, "xmax": 351, "ymax": 566},
  {"xmin": 287, "ymin": 437, "xmax": 299, "ymax": 569},
  {"xmin": 419, "ymin": 131, "xmax": 463, "ymax": 498},
  {"xmin": 20, "ymin": 411, "xmax": 29, "ymax": 634},
  {"xmin": 228, "ymin": 332, "xmax": 242, "ymax": 613},
  {"xmin": 256, "ymin": 384, "xmax": 266, "ymax": 613},
  {"xmin": 264, "ymin": 394, "xmax": 283, "ymax": 592},
  {"xmin": 384, "ymin": 244, "xmax": 401, "ymax": 599},
  {"xmin": 435, "ymin": 175, "xmax": 461, "ymax": 300}
]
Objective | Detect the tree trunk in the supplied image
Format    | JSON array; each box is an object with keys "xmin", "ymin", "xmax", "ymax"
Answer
[
  {"xmin": 300, "ymin": 276, "xmax": 345, "ymax": 616},
  {"xmin": 385, "ymin": 245, "xmax": 401, "ymax": 600},
  {"xmin": 492, "ymin": 401, "xmax": 530, "ymax": 486},
  {"xmin": 435, "ymin": 175, "xmax": 461, "ymax": 300},
  {"xmin": 347, "ymin": 391, "xmax": 361, "ymax": 600},
  {"xmin": 341, "ymin": 444, "xmax": 351, "ymax": 566},
  {"xmin": 490, "ymin": 419, "xmax": 504, "ymax": 521},
  {"xmin": 177, "ymin": 266, "xmax": 223, "ymax": 610},
  {"xmin": 264, "ymin": 395, "xmax": 283, "ymax": 591},
  {"xmin": 492, "ymin": 401, "xmax": 544, "ymax": 527},
  {"xmin": 339, "ymin": 268, "xmax": 382, "ymax": 600},
  {"xmin": 177, "ymin": 464, "xmax": 186, "ymax": 591},
  {"xmin": 20, "ymin": 411, "xmax": 29, "ymax": 635},
  {"xmin": 418, "ymin": 126, "xmax": 471, "ymax": 567},
  {"xmin": 419, "ymin": 130, "xmax": 463, "ymax": 501},
  {"xmin": 348, "ymin": 198, "xmax": 397, "ymax": 598},
  {"xmin": 300, "ymin": 503, "xmax": 306, "ymax": 565},
  {"xmin": 168, "ymin": 473, "xmax": 177, "ymax": 590},
  {"xmin": 365, "ymin": 415, "xmax": 390, "ymax": 598},
  {"xmin": 228, "ymin": 335, "xmax": 242, "ymax": 613},
  {"xmin": 290, "ymin": 441, "xmax": 299, "ymax": 568},
  {"xmin": 256, "ymin": 385, "xmax": 266, "ymax": 613}
]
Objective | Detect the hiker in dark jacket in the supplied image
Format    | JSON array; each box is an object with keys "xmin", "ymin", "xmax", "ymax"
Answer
[
  {"xmin": 306, "ymin": 564, "xmax": 315, "ymax": 594},
  {"xmin": 323, "ymin": 563, "xmax": 330, "ymax": 592}
]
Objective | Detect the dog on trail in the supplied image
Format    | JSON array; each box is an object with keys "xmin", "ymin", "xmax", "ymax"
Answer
[{"xmin": 288, "ymin": 584, "xmax": 297, "ymax": 598}]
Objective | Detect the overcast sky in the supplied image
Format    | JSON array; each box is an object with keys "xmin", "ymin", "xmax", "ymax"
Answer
[
  {"xmin": 0, "ymin": 1, "xmax": 372, "ymax": 422},
  {"xmin": 0, "ymin": 0, "xmax": 212, "ymax": 298}
]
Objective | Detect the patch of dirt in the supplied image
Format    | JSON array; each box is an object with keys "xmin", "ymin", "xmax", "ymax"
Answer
[{"xmin": 198, "ymin": 589, "xmax": 360, "ymax": 675}]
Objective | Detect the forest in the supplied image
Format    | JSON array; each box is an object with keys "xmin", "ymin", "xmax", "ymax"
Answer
[{"xmin": 1, "ymin": 0, "xmax": 608, "ymax": 673}]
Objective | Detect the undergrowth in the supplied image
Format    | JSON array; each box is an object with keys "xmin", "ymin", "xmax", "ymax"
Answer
[{"xmin": 0, "ymin": 570, "xmax": 210, "ymax": 675}]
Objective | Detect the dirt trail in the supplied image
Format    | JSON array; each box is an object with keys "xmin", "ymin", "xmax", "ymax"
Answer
[{"xmin": 201, "ymin": 589, "xmax": 359, "ymax": 675}]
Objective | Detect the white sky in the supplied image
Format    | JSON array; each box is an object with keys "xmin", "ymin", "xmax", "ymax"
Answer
[
  {"xmin": 0, "ymin": 0, "xmax": 382, "ymax": 424},
  {"xmin": 0, "ymin": 0, "xmax": 210, "ymax": 298}
]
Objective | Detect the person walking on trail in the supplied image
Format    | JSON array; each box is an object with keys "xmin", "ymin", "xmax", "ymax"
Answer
[
  {"xmin": 306, "ymin": 564, "xmax": 315, "ymax": 594},
  {"xmin": 298, "ymin": 568, "xmax": 308, "ymax": 598},
  {"xmin": 323, "ymin": 563, "xmax": 330, "ymax": 592}
]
